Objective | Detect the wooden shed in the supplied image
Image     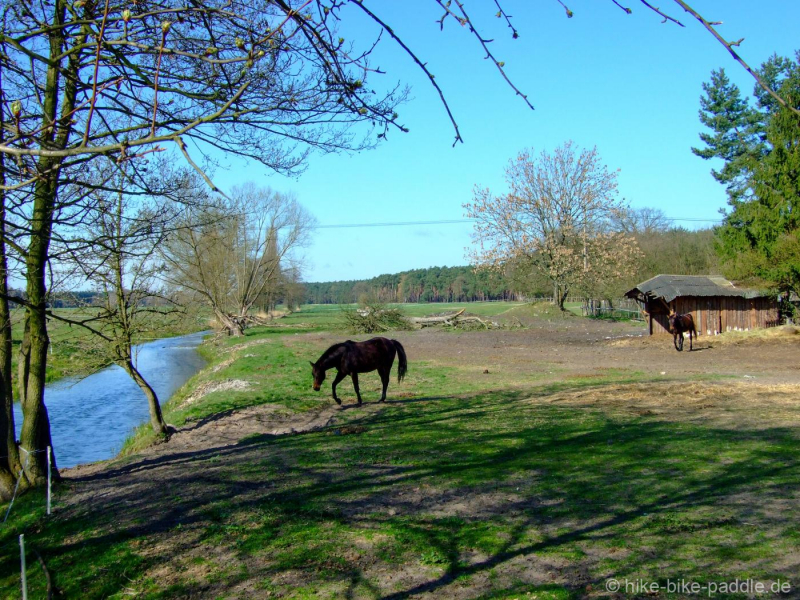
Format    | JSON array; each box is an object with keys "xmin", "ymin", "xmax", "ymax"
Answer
[{"xmin": 625, "ymin": 275, "xmax": 779, "ymax": 336}]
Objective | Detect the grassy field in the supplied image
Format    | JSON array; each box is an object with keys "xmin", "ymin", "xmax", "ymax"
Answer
[
  {"xmin": 278, "ymin": 302, "xmax": 527, "ymax": 330},
  {"xmin": 1, "ymin": 302, "xmax": 798, "ymax": 599}
]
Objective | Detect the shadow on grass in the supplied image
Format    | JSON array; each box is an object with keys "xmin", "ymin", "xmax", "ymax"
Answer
[
  {"xmin": 179, "ymin": 407, "xmax": 243, "ymax": 432},
  {"xmin": 2, "ymin": 382, "xmax": 798, "ymax": 599}
]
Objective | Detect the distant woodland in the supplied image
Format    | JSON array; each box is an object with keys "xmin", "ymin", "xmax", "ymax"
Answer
[{"xmin": 304, "ymin": 227, "xmax": 720, "ymax": 304}]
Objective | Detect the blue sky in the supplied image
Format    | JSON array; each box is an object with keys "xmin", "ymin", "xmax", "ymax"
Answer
[{"xmin": 209, "ymin": 1, "xmax": 800, "ymax": 283}]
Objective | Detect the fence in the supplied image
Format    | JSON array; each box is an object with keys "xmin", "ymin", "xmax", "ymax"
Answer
[
  {"xmin": 517, "ymin": 296, "xmax": 586, "ymax": 304},
  {"xmin": 2, "ymin": 446, "xmax": 55, "ymax": 599},
  {"xmin": 580, "ymin": 298, "xmax": 644, "ymax": 320}
]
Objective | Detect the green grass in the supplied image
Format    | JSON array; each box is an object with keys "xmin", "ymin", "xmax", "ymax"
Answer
[
  {"xmin": 2, "ymin": 311, "xmax": 797, "ymax": 598},
  {"xmin": 276, "ymin": 304, "xmax": 353, "ymax": 329},
  {"xmin": 388, "ymin": 301, "xmax": 525, "ymax": 318}
]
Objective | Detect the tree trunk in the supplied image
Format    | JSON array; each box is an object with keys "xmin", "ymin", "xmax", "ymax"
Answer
[
  {"xmin": 215, "ymin": 309, "xmax": 245, "ymax": 336},
  {"xmin": 17, "ymin": 0, "xmax": 79, "ymax": 487},
  {"xmin": 122, "ymin": 360, "xmax": 169, "ymax": 436},
  {"xmin": 20, "ymin": 173, "xmax": 60, "ymax": 485},
  {"xmin": 0, "ymin": 101, "xmax": 21, "ymax": 499},
  {"xmin": 558, "ymin": 287, "xmax": 569, "ymax": 311},
  {"xmin": 17, "ymin": 320, "xmax": 30, "ymax": 407},
  {"xmin": 0, "ymin": 214, "xmax": 18, "ymax": 499}
]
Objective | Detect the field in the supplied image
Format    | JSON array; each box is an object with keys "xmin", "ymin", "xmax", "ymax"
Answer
[{"xmin": 2, "ymin": 302, "xmax": 799, "ymax": 599}]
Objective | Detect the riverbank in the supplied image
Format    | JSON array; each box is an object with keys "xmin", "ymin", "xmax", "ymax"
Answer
[{"xmin": 2, "ymin": 303, "xmax": 799, "ymax": 598}]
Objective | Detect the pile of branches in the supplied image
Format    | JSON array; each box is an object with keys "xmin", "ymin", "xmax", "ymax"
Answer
[
  {"xmin": 341, "ymin": 303, "xmax": 412, "ymax": 333},
  {"xmin": 408, "ymin": 309, "xmax": 497, "ymax": 330}
]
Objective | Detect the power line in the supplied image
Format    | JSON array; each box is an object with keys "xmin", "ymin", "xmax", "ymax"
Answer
[
  {"xmin": 316, "ymin": 219, "xmax": 472, "ymax": 229},
  {"xmin": 316, "ymin": 216, "xmax": 723, "ymax": 229}
]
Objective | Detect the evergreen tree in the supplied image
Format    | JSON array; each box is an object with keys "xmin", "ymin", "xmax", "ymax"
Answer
[
  {"xmin": 691, "ymin": 69, "xmax": 763, "ymax": 203},
  {"xmin": 694, "ymin": 53, "xmax": 800, "ymax": 295}
]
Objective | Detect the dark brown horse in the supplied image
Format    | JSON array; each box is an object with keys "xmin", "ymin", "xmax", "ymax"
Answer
[
  {"xmin": 310, "ymin": 337, "xmax": 407, "ymax": 405},
  {"xmin": 668, "ymin": 312, "xmax": 697, "ymax": 351}
]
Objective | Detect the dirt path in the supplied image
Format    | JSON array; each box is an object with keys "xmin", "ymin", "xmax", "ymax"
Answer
[{"xmin": 66, "ymin": 402, "xmax": 355, "ymax": 481}]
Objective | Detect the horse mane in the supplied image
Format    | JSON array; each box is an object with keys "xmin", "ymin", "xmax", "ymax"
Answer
[{"xmin": 317, "ymin": 341, "xmax": 352, "ymax": 364}]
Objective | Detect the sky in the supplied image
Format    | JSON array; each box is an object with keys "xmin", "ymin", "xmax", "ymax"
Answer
[{"xmin": 206, "ymin": 1, "xmax": 800, "ymax": 283}]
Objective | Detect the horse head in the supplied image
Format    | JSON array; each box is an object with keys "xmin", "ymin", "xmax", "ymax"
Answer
[{"xmin": 310, "ymin": 361, "xmax": 325, "ymax": 391}]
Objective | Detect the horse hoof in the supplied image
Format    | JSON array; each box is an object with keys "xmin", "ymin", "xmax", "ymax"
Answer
[{"xmin": 334, "ymin": 398, "xmax": 342, "ymax": 405}]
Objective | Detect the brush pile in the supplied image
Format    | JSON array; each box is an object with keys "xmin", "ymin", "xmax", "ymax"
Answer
[
  {"xmin": 408, "ymin": 308, "xmax": 497, "ymax": 330},
  {"xmin": 341, "ymin": 303, "xmax": 412, "ymax": 333}
]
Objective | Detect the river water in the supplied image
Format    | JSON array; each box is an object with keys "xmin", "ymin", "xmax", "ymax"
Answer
[{"xmin": 14, "ymin": 331, "xmax": 208, "ymax": 469}]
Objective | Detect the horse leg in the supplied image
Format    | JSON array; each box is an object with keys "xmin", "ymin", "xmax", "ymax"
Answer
[
  {"xmin": 689, "ymin": 329, "xmax": 693, "ymax": 351},
  {"xmin": 351, "ymin": 372, "xmax": 363, "ymax": 405},
  {"xmin": 378, "ymin": 367, "xmax": 389, "ymax": 402},
  {"xmin": 331, "ymin": 370, "xmax": 346, "ymax": 405}
]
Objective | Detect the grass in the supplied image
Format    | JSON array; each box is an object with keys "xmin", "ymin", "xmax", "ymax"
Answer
[
  {"xmin": 279, "ymin": 301, "xmax": 527, "ymax": 331},
  {"xmin": 389, "ymin": 302, "xmax": 526, "ymax": 318},
  {"xmin": 1, "ymin": 301, "xmax": 798, "ymax": 598}
]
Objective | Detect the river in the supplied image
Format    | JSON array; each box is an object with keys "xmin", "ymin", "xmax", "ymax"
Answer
[{"xmin": 14, "ymin": 331, "xmax": 208, "ymax": 469}]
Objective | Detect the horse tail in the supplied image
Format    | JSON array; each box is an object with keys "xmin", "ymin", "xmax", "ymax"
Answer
[
  {"xmin": 392, "ymin": 339, "xmax": 407, "ymax": 382},
  {"xmin": 690, "ymin": 314, "xmax": 698, "ymax": 337}
]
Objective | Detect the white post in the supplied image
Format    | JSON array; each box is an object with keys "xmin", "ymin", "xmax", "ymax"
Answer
[
  {"xmin": 46, "ymin": 446, "xmax": 52, "ymax": 515},
  {"xmin": 19, "ymin": 534, "xmax": 28, "ymax": 600}
]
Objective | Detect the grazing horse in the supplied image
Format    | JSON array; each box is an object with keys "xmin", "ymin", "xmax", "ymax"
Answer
[
  {"xmin": 668, "ymin": 312, "xmax": 697, "ymax": 351},
  {"xmin": 310, "ymin": 337, "xmax": 407, "ymax": 405}
]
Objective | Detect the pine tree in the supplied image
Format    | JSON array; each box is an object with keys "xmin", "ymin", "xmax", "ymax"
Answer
[{"xmin": 691, "ymin": 69, "xmax": 763, "ymax": 203}]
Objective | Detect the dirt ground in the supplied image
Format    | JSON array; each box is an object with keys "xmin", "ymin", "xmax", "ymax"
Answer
[{"xmin": 398, "ymin": 317, "xmax": 800, "ymax": 385}]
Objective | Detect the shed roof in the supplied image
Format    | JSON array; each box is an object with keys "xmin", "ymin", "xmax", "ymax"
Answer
[{"xmin": 625, "ymin": 275, "xmax": 769, "ymax": 303}]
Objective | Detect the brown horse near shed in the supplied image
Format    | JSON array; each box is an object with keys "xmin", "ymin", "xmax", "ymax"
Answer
[
  {"xmin": 668, "ymin": 312, "xmax": 697, "ymax": 351},
  {"xmin": 310, "ymin": 337, "xmax": 407, "ymax": 405}
]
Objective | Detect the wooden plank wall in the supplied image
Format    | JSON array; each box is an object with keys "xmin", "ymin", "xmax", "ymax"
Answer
[{"xmin": 647, "ymin": 295, "xmax": 779, "ymax": 336}]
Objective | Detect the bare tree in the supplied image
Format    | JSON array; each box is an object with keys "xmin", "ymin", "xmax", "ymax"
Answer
[
  {"xmin": 162, "ymin": 183, "xmax": 314, "ymax": 336},
  {"xmin": 613, "ymin": 207, "xmax": 672, "ymax": 236},
  {"xmin": 465, "ymin": 142, "xmax": 641, "ymax": 309},
  {"xmin": 60, "ymin": 165, "xmax": 185, "ymax": 436}
]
